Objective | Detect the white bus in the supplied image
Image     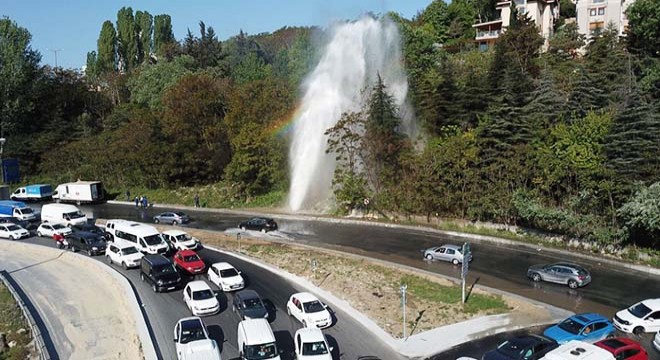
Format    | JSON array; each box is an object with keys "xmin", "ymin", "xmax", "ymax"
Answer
[{"xmin": 106, "ymin": 220, "xmax": 169, "ymax": 255}]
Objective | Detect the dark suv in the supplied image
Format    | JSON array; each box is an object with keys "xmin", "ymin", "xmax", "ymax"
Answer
[
  {"xmin": 238, "ymin": 217, "xmax": 278, "ymax": 233},
  {"xmin": 72, "ymin": 223, "xmax": 111, "ymax": 241},
  {"xmin": 233, "ymin": 289, "xmax": 268, "ymax": 320},
  {"xmin": 140, "ymin": 254, "xmax": 181, "ymax": 293},
  {"xmin": 70, "ymin": 231, "xmax": 107, "ymax": 256}
]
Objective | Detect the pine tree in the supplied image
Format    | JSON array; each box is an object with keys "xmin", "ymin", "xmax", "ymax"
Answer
[
  {"xmin": 523, "ymin": 69, "xmax": 567, "ymax": 130},
  {"xmin": 566, "ymin": 66, "xmax": 606, "ymax": 118},
  {"xmin": 418, "ymin": 57, "xmax": 460, "ymax": 134},
  {"xmin": 135, "ymin": 10, "xmax": 153, "ymax": 64},
  {"xmin": 96, "ymin": 20, "xmax": 116, "ymax": 73},
  {"xmin": 585, "ymin": 25, "xmax": 630, "ymax": 107}
]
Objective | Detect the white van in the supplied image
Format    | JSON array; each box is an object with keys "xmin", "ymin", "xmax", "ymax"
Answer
[
  {"xmin": 108, "ymin": 220, "xmax": 169, "ymax": 255},
  {"xmin": 237, "ymin": 319, "xmax": 280, "ymax": 360},
  {"xmin": 41, "ymin": 203, "xmax": 87, "ymax": 226},
  {"xmin": 541, "ymin": 340, "xmax": 615, "ymax": 360}
]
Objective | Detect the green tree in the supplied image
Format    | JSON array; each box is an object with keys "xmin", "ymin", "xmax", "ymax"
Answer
[
  {"xmin": 416, "ymin": 0, "xmax": 450, "ymax": 42},
  {"xmin": 585, "ymin": 25, "xmax": 630, "ymax": 106},
  {"xmin": 617, "ymin": 182, "xmax": 660, "ymax": 247},
  {"xmin": 154, "ymin": 14, "xmax": 175, "ymax": 58},
  {"xmin": 116, "ymin": 7, "xmax": 139, "ymax": 72},
  {"xmin": 625, "ymin": 0, "xmax": 660, "ymax": 57},
  {"xmin": 182, "ymin": 21, "xmax": 224, "ymax": 68},
  {"xmin": 96, "ymin": 20, "xmax": 117, "ymax": 73},
  {"xmin": 127, "ymin": 55, "xmax": 196, "ymax": 108},
  {"xmin": 85, "ymin": 51, "xmax": 98, "ymax": 78},
  {"xmin": 135, "ymin": 10, "xmax": 153, "ymax": 64},
  {"xmin": 418, "ymin": 56, "xmax": 461, "ymax": 133},
  {"xmin": 566, "ymin": 66, "xmax": 606, "ymax": 118}
]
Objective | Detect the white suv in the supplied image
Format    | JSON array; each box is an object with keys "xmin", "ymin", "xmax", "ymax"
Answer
[
  {"xmin": 37, "ymin": 223, "xmax": 72, "ymax": 238},
  {"xmin": 208, "ymin": 262, "xmax": 245, "ymax": 292},
  {"xmin": 174, "ymin": 317, "xmax": 221, "ymax": 360},
  {"xmin": 613, "ymin": 298, "xmax": 660, "ymax": 334},
  {"xmin": 105, "ymin": 243, "xmax": 144, "ymax": 269},
  {"xmin": 162, "ymin": 230, "xmax": 200, "ymax": 250},
  {"xmin": 294, "ymin": 328, "xmax": 332, "ymax": 360},
  {"xmin": 286, "ymin": 292, "xmax": 332, "ymax": 329},
  {"xmin": 0, "ymin": 223, "xmax": 29, "ymax": 240},
  {"xmin": 183, "ymin": 281, "xmax": 220, "ymax": 316}
]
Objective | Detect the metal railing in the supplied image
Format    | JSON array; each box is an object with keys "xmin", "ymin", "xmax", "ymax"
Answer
[
  {"xmin": 476, "ymin": 30, "xmax": 501, "ymax": 39},
  {"xmin": 0, "ymin": 270, "xmax": 53, "ymax": 360}
]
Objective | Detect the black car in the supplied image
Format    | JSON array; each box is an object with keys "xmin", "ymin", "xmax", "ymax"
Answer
[
  {"xmin": 482, "ymin": 335, "xmax": 558, "ymax": 360},
  {"xmin": 71, "ymin": 223, "xmax": 111, "ymax": 241},
  {"xmin": 0, "ymin": 217, "xmax": 36, "ymax": 231},
  {"xmin": 140, "ymin": 254, "xmax": 181, "ymax": 293},
  {"xmin": 69, "ymin": 231, "xmax": 107, "ymax": 256},
  {"xmin": 233, "ymin": 289, "xmax": 268, "ymax": 320},
  {"xmin": 238, "ymin": 217, "xmax": 278, "ymax": 233}
]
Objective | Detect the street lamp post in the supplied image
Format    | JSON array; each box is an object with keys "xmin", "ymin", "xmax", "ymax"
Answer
[
  {"xmin": 400, "ymin": 284, "xmax": 408, "ymax": 340},
  {"xmin": 0, "ymin": 137, "xmax": 6, "ymax": 184},
  {"xmin": 237, "ymin": 232, "xmax": 241, "ymax": 253}
]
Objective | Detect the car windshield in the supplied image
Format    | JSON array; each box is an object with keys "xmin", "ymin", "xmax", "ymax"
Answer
[
  {"xmin": 220, "ymin": 268, "xmax": 239, "ymax": 277},
  {"xmin": 155, "ymin": 265, "xmax": 176, "ymax": 274},
  {"xmin": 7, "ymin": 225, "xmax": 21, "ymax": 231},
  {"xmin": 53, "ymin": 224, "xmax": 67, "ymax": 230},
  {"xmin": 90, "ymin": 236, "xmax": 105, "ymax": 244},
  {"xmin": 121, "ymin": 247, "xmax": 139, "ymax": 255},
  {"xmin": 179, "ymin": 324, "xmax": 206, "ymax": 344},
  {"xmin": 143, "ymin": 234, "xmax": 162, "ymax": 245},
  {"xmin": 496, "ymin": 340, "xmax": 525, "ymax": 357},
  {"xmin": 244, "ymin": 298, "xmax": 263, "ymax": 309},
  {"xmin": 67, "ymin": 211, "xmax": 85, "ymax": 219},
  {"xmin": 302, "ymin": 341, "xmax": 329, "ymax": 355},
  {"xmin": 628, "ymin": 302, "xmax": 652, "ymax": 318},
  {"xmin": 192, "ymin": 289, "xmax": 214, "ymax": 300},
  {"xmin": 558, "ymin": 318, "xmax": 584, "ymax": 335},
  {"xmin": 174, "ymin": 212, "xmax": 186, "ymax": 216},
  {"xmin": 183, "ymin": 254, "xmax": 200, "ymax": 262},
  {"xmin": 303, "ymin": 300, "xmax": 325, "ymax": 313},
  {"xmin": 245, "ymin": 343, "xmax": 278, "ymax": 360},
  {"xmin": 175, "ymin": 234, "xmax": 193, "ymax": 241},
  {"xmin": 21, "ymin": 208, "xmax": 34, "ymax": 214}
]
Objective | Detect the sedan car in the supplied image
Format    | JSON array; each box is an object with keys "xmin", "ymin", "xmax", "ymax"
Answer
[
  {"xmin": 527, "ymin": 263, "xmax": 591, "ymax": 289},
  {"xmin": 233, "ymin": 289, "xmax": 268, "ymax": 320},
  {"xmin": 173, "ymin": 249, "xmax": 206, "ymax": 275},
  {"xmin": 183, "ymin": 281, "xmax": 220, "ymax": 316},
  {"xmin": 208, "ymin": 262, "xmax": 245, "ymax": 292},
  {"xmin": 153, "ymin": 211, "xmax": 190, "ymax": 225},
  {"xmin": 105, "ymin": 243, "xmax": 143, "ymax": 269},
  {"xmin": 37, "ymin": 223, "xmax": 72, "ymax": 238},
  {"xmin": 173, "ymin": 317, "xmax": 221, "ymax": 360},
  {"xmin": 162, "ymin": 230, "xmax": 200, "ymax": 251},
  {"xmin": 294, "ymin": 328, "xmax": 332, "ymax": 360},
  {"xmin": 287, "ymin": 292, "xmax": 332, "ymax": 329},
  {"xmin": 594, "ymin": 338, "xmax": 648, "ymax": 360},
  {"xmin": 422, "ymin": 244, "xmax": 471, "ymax": 265},
  {"xmin": 238, "ymin": 217, "xmax": 278, "ymax": 233},
  {"xmin": 613, "ymin": 298, "xmax": 660, "ymax": 334},
  {"xmin": 543, "ymin": 313, "xmax": 614, "ymax": 344},
  {"xmin": 482, "ymin": 335, "xmax": 558, "ymax": 360},
  {"xmin": 0, "ymin": 223, "xmax": 30, "ymax": 240}
]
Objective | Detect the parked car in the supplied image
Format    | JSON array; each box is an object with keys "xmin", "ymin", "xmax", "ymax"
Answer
[
  {"xmin": 153, "ymin": 211, "xmax": 190, "ymax": 225},
  {"xmin": 173, "ymin": 249, "xmax": 206, "ymax": 275},
  {"xmin": 286, "ymin": 292, "xmax": 332, "ymax": 329},
  {"xmin": 72, "ymin": 223, "xmax": 111, "ymax": 241},
  {"xmin": 0, "ymin": 223, "xmax": 30, "ymax": 240},
  {"xmin": 542, "ymin": 340, "xmax": 615, "ymax": 360},
  {"xmin": 527, "ymin": 263, "xmax": 591, "ymax": 289},
  {"xmin": 208, "ymin": 262, "xmax": 245, "ymax": 292},
  {"xmin": 162, "ymin": 229, "xmax": 200, "ymax": 251},
  {"xmin": 613, "ymin": 298, "xmax": 660, "ymax": 334},
  {"xmin": 594, "ymin": 338, "xmax": 648, "ymax": 360},
  {"xmin": 105, "ymin": 243, "xmax": 144, "ymax": 269},
  {"xmin": 482, "ymin": 335, "xmax": 558, "ymax": 360},
  {"xmin": 294, "ymin": 328, "xmax": 332, "ymax": 360},
  {"xmin": 543, "ymin": 313, "xmax": 614, "ymax": 344},
  {"xmin": 69, "ymin": 231, "xmax": 107, "ymax": 256},
  {"xmin": 37, "ymin": 223, "xmax": 72, "ymax": 238},
  {"xmin": 183, "ymin": 280, "xmax": 220, "ymax": 316},
  {"xmin": 238, "ymin": 217, "xmax": 278, "ymax": 233},
  {"xmin": 422, "ymin": 244, "xmax": 471, "ymax": 265},
  {"xmin": 173, "ymin": 317, "xmax": 222, "ymax": 360},
  {"xmin": 140, "ymin": 254, "xmax": 181, "ymax": 293},
  {"xmin": 233, "ymin": 289, "xmax": 268, "ymax": 320}
]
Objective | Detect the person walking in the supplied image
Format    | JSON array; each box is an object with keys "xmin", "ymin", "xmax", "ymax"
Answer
[
  {"xmin": 142, "ymin": 195, "xmax": 148, "ymax": 208},
  {"xmin": 134, "ymin": 196, "xmax": 139, "ymax": 207},
  {"xmin": 139, "ymin": 195, "xmax": 144, "ymax": 208},
  {"xmin": 194, "ymin": 193, "xmax": 200, "ymax": 208},
  {"xmin": 126, "ymin": 189, "xmax": 131, "ymax": 201}
]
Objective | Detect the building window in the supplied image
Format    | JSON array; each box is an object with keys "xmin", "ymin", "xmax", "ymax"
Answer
[
  {"xmin": 479, "ymin": 42, "xmax": 489, "ymax": 52},
  {"xmin": 598, "ymin": 7, "xmax": 605, "ymax": 15},
  {"xmin": 589, "ymin": 21, "xmax": 604, "ymax": 35},
  {"xmin": 592, "ymin": 0, "xmax": 605, "ymax": 3},
  {"xmin": 518, "ymin": 6, "xmax": 527, "ymax": 14},
  {"xmin": 590, "ymin": 8, "xmax": 597, "ymax": 15}
]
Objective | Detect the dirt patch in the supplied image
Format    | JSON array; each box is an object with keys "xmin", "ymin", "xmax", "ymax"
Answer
[{"xmin": 0, "ymin": 282, "xmax": 38, "ymax": 360}]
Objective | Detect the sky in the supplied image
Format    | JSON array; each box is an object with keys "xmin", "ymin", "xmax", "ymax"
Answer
[{"xmin": 3, "ymin": 0, "xmax": 433, "ymax": 70}]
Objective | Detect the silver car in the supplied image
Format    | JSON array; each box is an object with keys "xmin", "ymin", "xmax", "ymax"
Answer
[
  {"xmin": 527, "ymin": 263, "xmax": 591, "ymax": 289},
  {"xmin": 423, "ymin": 244, "xmax": 471, "ymax": 265},
  {"xmin": 153, "ymin": 211, "xmax": 190, "ymax": 225}
]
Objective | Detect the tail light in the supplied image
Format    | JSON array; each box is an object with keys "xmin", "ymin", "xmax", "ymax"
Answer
[{"xmin": 578, "ymin": 275, "xmax": 586, "ymax": 280}]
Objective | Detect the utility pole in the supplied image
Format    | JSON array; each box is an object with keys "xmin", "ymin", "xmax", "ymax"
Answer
[
  {"xmin": 461, "ymin": 242, "xmax": 471, "ymax": 304},
  {"xmin": 48, "ymin": 48, "xmax": 63, "ymax": 68},
  {"xmin": 400, "ymin": 284, "xmax": 408, "ymax": 339}
]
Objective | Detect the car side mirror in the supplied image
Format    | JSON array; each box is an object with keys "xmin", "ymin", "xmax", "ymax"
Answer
[
  {"xmin": 329, "ymin": 346, "xmax": 334, "ymax": 352},
  {"xmin": 238, "ymin": 271, "xmax": 242, "ymax": 274}
]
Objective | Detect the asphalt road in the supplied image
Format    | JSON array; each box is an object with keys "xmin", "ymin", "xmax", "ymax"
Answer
[{"xmin": 19, "ymin": 233, "xmax": 398, "ymax": 360}]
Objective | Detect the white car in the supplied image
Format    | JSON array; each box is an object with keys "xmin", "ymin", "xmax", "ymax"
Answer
[
  {"xmin": 105, "ymin": 243, "xmax": 144, "ymax": 269},
  {"xmin": 36, "ymin": 223, "xmax": 72, "ymax": 238},
  {"xmin": 183, "ymin": 280, "xmax": 220, "ymax": 316},
  {"xmin": 286, "ymin": 292, "xmax": 332, "ymax": 329},
  {"xmin": 174, "ymin": 317, "xmax": 221, "ymax": 360},
  {"xmin": 542, "ymin": 340, "xmax": 614, "ymax": 360},
  {"xmin": 208, "ymin": 262, "xmax": 245, "ymax": 292},
  {"xmin": 294, "ymin": 328, "xmax": 332, "ymax": 360},
  {"xmin": 613, "ymin": 298, "xmax": 660, "ymax": 334},
  {"xmin": 0, "ymin": 223, "xmax": 30, "ymax": 240},
  {"xmin": 162, "ymin": 230, "xmax": 200, "ymax": 250},
  {"xmin": 653, "ymin": 330, "xmax": 660, "ymax": 352}
]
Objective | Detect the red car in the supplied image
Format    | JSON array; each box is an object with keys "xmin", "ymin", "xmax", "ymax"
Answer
[
  {"xmin": 595, "ymin": 338, "xmax": 648, "ymax": 360},
  {"xmin": 173, "ymin": 249, "xmax": 206, "ymax": 275}
]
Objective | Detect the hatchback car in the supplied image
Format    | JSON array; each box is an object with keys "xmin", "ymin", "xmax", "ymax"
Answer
[
  {"xmin": 482, "ymin": 335, "xmax": 558, "ymax": 360},
  {"xmin": 69, "ymin": 231, "xmax": 107, "ymax": 256},
  {"xmin": 105, "ymin": 243, "xmax": 144, "ymax": 269},
  {"xmin": 183, "ymin": 281, "xmax": 220, "ymax": 316},
  {"xmin": 72, "ymin": 223, "xmax": 111, "ymax": 241},
  {"xmin": 0, "ymin": 223, "xmax": 30, "ymax": 240},
  {"xmin": 173, "ymin": 249, "xmax": 206, "ymax": 275},
  {"xmin": 422, "ymin": 244, "xmax": 471, "ymax": 265},
  {"xmin": 544, "ymin": 313, "xmax": 614, "ymax": 344},
  {"xmin": 208, "ymin": 262, "xmax": 245, "ymax": 292},
  {"xmin": 594, "ymin": 338, "xmax": 648, "ymax": 360},
  {"xmin": 294, "ymin": 328, "xmax": 332, "ymax": 360},
  {"xmin": 173, "ymin": 317, "xmax": 221, "ymax": 360},
  {"xmin": 154, "ymin": 211, "xmax": 190, "ymax": 225},
  {"xmin": 527, "ymin": 263, "xmax": 591, "ymax": 289},
  {"xmin": 162, "ymin": 230, "xmax": 200, "ymax": 251},
  {"xmin": 613, "ymin": 298, "xmax": 660, "ymax": 334},
  {"xmin": 233, "ymin": 289, "xmax": 268, "ymax": 320},
  {"xmin": 238, "ymin": 217, "xmax": 278, "ymax": 233},
  {"xmin": 287, "ymin": 292, "xmax": 332, "ymax": 329},
  {"xmin": 37, "ymin": 223, "xmax": 72, "ymax": 238}
]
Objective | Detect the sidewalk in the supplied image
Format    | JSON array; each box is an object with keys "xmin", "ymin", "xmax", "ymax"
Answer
[{"xmin": 0, "ymin": 241, "xmax": 154, "ymax": 360}]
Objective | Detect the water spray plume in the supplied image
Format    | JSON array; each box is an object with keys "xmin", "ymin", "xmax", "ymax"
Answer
[{"xmin": 288, "ymin": 16, "xmax": 417, "ymax": 212}]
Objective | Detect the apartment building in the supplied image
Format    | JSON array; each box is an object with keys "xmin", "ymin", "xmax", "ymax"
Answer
[
  {"xmin": 575, "ymin": 0, "xmax": 634, "ymax": 38},
  {"xmin": 473, "ymin": 0, "xmax": 560, "ymax": 51}
]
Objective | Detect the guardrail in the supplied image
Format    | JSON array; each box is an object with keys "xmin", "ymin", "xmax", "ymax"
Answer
[{"xmin": 0, "ymin": 270, "xmax": 55, "ymax": 360}]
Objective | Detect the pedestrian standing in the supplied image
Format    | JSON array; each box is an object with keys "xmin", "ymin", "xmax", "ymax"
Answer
[
  {"xmin": 142, "ymin": 196, "xmax": 148, "ymax": 208},
  {"xmin": 194, "ymin": 193, "xmax": 200, "ymax": 208},
  {"xmin": 134, "ymin": 196, "xmax": 139, "ymax": 207},
  {"xmin": 126, "ymin": 189, "xmax": 131, "ymax": 201},
  {"xmin": 139, "ymin": 195, "xmax": 144, "ymax": 208}
]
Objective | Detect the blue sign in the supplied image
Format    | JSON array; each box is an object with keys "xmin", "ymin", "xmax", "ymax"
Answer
[{"xmin": 2, "ymin": 159, "xmax": 20, "ymax": 183}]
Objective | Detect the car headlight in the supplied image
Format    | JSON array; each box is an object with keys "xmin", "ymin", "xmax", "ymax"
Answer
[
  {"xmin": 92, "ymin": 247, "xmax": 98, "ymax": 250},
  {"xmin": 618, "ymin": 319, "xmax": 631, "ymax": 325},
  {"xmin": 157, "ymin": 280, "xmax": 164, "ymax": 285},
  {"xmin": 186, "ymin": 267, "xmax": 193, "ymax": 271}
]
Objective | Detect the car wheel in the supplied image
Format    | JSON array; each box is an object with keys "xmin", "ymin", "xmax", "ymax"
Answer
[
  {"xmin": 140, "ymin": 273, "xmax": 145, "ymax": 282},
  {"xmin": 10, "ymin": 235, "xmax": 15, "ymax": 241},
  {"xmin": 261, "ymin": 228, "xmax": 266, "ymax": 233},
  {"xmin": 568, "ymin": 280, "xmax": 578, "ymax": 289},
  {"xmin": 107, "ymin": 255, "xmax": 112, "ymax": 264},
  {"xmin": 172, "ymin": 220, "xmax": 178, "ymax": 226},
  {"xmin": 633, "ymin": 326, "xmax": 644, "ymax": 335},
  {"xmin": 87, "ymin": 249, "xmax": 93, "ymax": 256},
  {"xmin": 531, "ymin": 273, "xmax": 541, "ymax": 282},
  {"xmin": 37, "ymin": 231, "xmax": 42, "ymax": 237},
  {"xmin": 122, "ymin": 262, "xmax": 128, "ymax": 270},
  {"xmin": 287, "ymin": 306, "xmax": 291, "ymax": 316},
  {"xmin": 425, "ymin": 254, "xmax": 433, "ymax": 261},
  {"xmin": 241, "ymin": 226, "xmax": 246, "ymax": 231},
  {"xmin": 154, "ymin": 218, "xmax": 160, "ymax": 224},
  {"xmin": 152, "ymin": 283, "xmax": 158, "ymax": 293},
  {"xmin": 232, "ymin": 304, "xmax": 237, "ymax": 313},
  {"xmin": 452, "ymin": 258, "xmax": 459, "ymax": 265},
  {"xmin": 71, "ymin": 246, "xmax": 76, "ymax": 253}
]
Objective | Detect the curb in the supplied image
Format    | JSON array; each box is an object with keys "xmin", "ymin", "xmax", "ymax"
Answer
[{"xmin": 107, "ymin": 200, "xmax": 660, "ymax": 277}]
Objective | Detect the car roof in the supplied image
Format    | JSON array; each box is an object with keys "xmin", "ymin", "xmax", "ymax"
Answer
[
  {"xmin": 640, "ymin": 298, "xmax": 660, "ymax": 309},
  {"xmin": 212, "ymin": 262, "xmax": 235, "ymax": 270},
  {"xmin": 179, "ymin": 316, "xmax": 205, "ymax": 331},
  {"xmin": 238, "ymin": 319, "xmax": 275, "ymax": 345},
  {"xmin": 186, "ymin": 280, "xmax": 212, "ymax": 292},
  {"xmin": 250, "ymin": 217, "xmax": 273, "ymax": 221},
  {"xmin": 595, "ymin": 338, "xmax": 638, "ymax": 351},
  {"xmin": 177, "ymin": 249, "xmax": 198, "ymax": 257},
  {"xmin": 163, "ymin": 229, "xmax": 186, "ymax": 236},
  {"xmin": 143, "ymin": 254, "xmax": 171, "ymax": 266},
  {"xmin": 505, "ymin": 335, "xmax": 552, "ymax": 347},
  {"xmin": 0, "ymin": 223, "xmax": 17, "ymax": 227},
  {"xmin": 545, "ymin": 340, "xmax": 614, "ymax": 360},
  {"xmin": 76, "ymin": 231, "xmax": 104, "ymax": 239},
  {"xmin": 441, "ymin": 244, "xmax": 461, "ymax": 250},
  {"xmin": 553, "ymin": 263, "xmax": 586, "ymax": 270},
  {"xmin": 236, "ymin": 289, "xmax": 260, "ymax": 300},
  {"xmin": 296, "ymin": 327, "xmax": 325, "ymax": 342},
  {"xmin": 293, "ymin": 292, "xmax": 320, "ymax": 303},
  {"xmin": 112, "ymin": 242, "xmax": 137, "ymax": 250},
  {"xmin": 572, "ymin": 313, "xmax": 608, "ymax": 324}
]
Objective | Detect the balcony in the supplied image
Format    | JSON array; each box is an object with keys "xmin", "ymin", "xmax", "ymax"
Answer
[{"xmin": 476, "ymin": 29, "xmax": 502, "ymax": 40}]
